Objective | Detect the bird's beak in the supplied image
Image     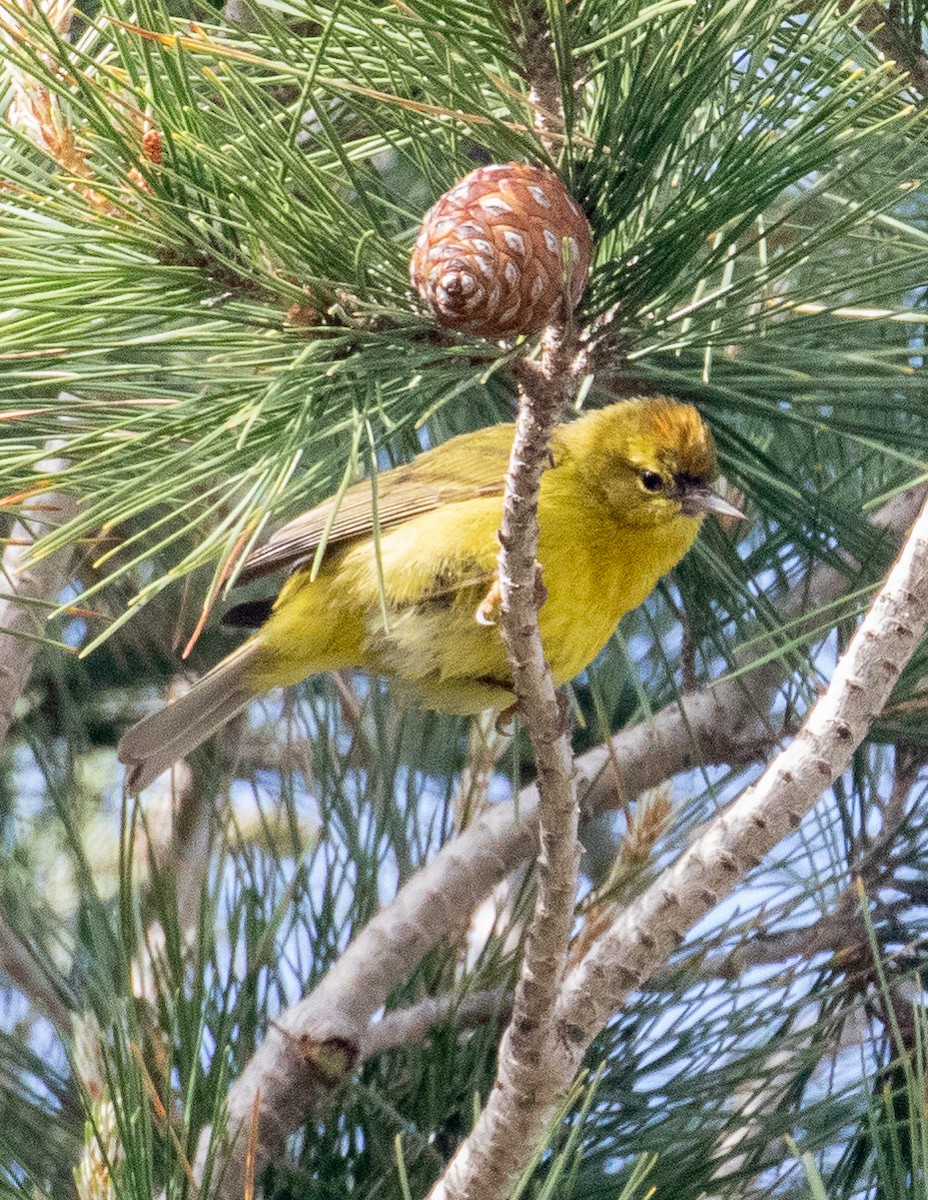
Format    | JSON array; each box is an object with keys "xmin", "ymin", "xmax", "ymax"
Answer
[{"xmin": 680, "ymin": 485, "xmax": 745, "ymax": 521}]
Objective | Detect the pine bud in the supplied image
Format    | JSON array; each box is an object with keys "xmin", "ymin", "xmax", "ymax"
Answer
[
  {"xmin": 410, "ymin": 162, "xmax": 592, "ymax": 338},
  {"xmin": 141, "ymin": 127, "xmax": 163, "ymax": 164}
]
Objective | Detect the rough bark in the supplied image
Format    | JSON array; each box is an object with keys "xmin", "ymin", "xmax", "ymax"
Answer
[{"xmin": 428, "ymin": 338, "xmax": 580, "ymax": 1200}]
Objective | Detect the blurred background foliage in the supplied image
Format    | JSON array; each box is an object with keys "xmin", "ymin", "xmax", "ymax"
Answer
[{"xmin": 3, "ymin": 0, "xmax": 928, "ymax": 1196}]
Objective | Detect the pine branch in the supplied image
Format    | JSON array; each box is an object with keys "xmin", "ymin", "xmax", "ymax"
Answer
[
  {"xmin": 168, "ymin": 762, "xmax": 214, "ymax": 926},
  {"xmin": 428, "ymin": 336, "xmax": 581, "ymax": 1200},
  {"xmin": 139, "ymin": 757, "xmax": 214, "ymax": 938},
  {"xmin": 358, "ymin": 989, "xmax": 510, "ymax": 1063},
  {"xmin": 4, "ymin": 3, "xmax": 928, "ymax": 1193},
  {"xmin": 670, "ymin": 903, "xmax": 882, "ymax": 982}
]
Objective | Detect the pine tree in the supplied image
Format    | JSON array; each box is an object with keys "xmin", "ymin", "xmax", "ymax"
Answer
[{"xmin": 3, "ymin": 0, "xmax": 928, "ymax": 1196}]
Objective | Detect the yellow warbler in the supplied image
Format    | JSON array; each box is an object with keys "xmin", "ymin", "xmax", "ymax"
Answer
[{"xmin": 118, "ymin": 396, "xmax": 740, "ymax": 791}]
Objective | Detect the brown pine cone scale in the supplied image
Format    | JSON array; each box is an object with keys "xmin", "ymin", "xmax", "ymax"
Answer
[{"xmin": 410, "ymin": 162, "xmax": 593, "ymax": 339}]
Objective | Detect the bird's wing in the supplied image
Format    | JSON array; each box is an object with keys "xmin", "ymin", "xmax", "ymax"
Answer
[{"xmin": 237, "ymin": 424, "xmax": 513, "ymax": 584}]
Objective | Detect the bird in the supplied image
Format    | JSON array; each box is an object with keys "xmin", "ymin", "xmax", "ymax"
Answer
[{"xmin": 118, "ymin": 396, "xmax": 741, "ymax": 792}]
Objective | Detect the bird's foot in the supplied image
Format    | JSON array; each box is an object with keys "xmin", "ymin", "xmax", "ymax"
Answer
[
  {"xmin": 475, "ymin": 576, "xmax": 503, "ymax": 626},
  {"xmin": 494, "ymin": 701, "xmax": 518, "ymax": 734}
]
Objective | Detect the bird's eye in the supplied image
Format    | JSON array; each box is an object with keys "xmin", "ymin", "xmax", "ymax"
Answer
[{"xmin": 640, "ymin": 470, "xmax": 664, "ymax": 493}]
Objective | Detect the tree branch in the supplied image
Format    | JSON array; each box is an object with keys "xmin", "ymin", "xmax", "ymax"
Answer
[
  {"xmin": 427, "ymin": 337, "xmax": 580, "ymax": 1200},
  {"xmin": 358, "ymin": 989, "xmax": 511, "ymax": 1064}
]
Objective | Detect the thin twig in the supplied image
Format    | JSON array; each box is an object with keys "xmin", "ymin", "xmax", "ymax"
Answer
[
  {"xmin": 428, "ymin": 338, "xmax": 580, "ymax": 1200},
  {"xmin": 358, "ymin": 989, "xmax": 511, "ymax": 1063}
]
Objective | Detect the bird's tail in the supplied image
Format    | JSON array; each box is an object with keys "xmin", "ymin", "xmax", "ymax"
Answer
[{"xmin": 118, "ymin": 638, "xmax": 262, "ymax": 794}]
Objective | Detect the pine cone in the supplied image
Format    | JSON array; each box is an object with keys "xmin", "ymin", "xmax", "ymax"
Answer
[{"xmin": 410, "ymin": 162, "xmax": 592, "ymax": 338}]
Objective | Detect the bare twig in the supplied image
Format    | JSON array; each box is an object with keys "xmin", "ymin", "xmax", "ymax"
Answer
[
  {"xmin": 358, "ymin": 989, "xmax": 510, "ymax": 1063},
  {"xmin": 429, "ymin": 338, "xmax": 580, "ymax": 1200}
]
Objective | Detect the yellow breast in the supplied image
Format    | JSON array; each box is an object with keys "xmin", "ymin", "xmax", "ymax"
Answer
[{"xmin": 535, "ymin": 478, "xmax": 702, "ymax": 685}]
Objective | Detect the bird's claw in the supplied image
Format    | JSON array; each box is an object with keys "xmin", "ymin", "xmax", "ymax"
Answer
[
  {"xmin": 475, "ymin": 577, "xmax": 502, "ymax": 626},
  {"xmin": 495, "ymin": 702, "xmax": 518, "ymax": 734}
]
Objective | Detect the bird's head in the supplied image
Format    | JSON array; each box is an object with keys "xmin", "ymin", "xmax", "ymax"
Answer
[{"xmin": 564, "ymin": 396, "xmax": 743, "ymax": 529}]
